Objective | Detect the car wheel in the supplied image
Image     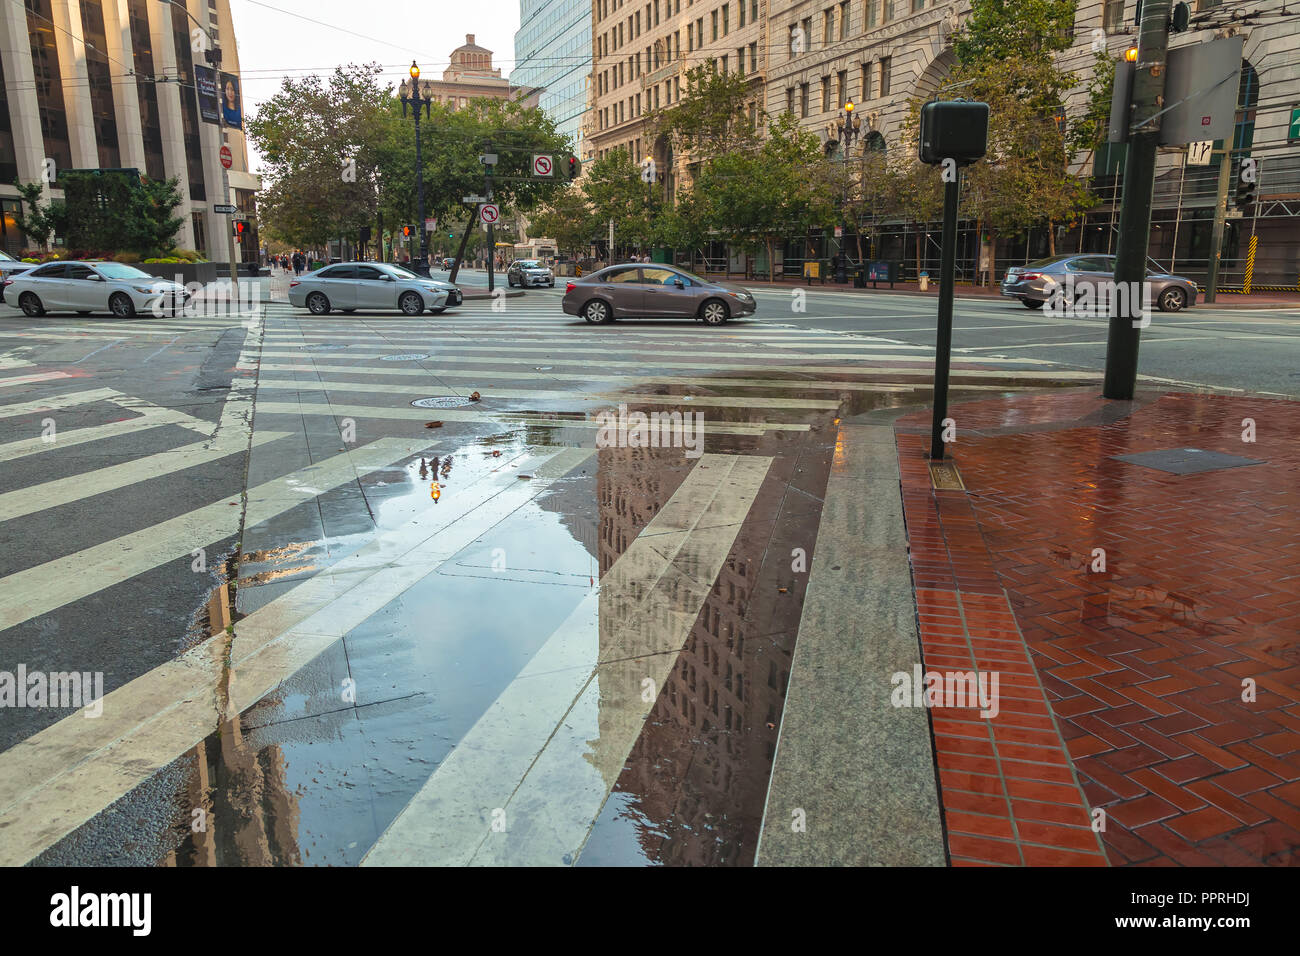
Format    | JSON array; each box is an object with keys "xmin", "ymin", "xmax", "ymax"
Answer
[
  {"xmin": 1158, "ymin": 287, "xmax": 1187, "ymax": 312},
  {"xmin": 306, "ymin": 292, "xmax": 331, "ymax": 315},
  {"xmin": 507, "ymin": 275, "xmax": 516, "ymax": 287},
  {"xmin": 1023, "ymin": 298, "xmax": 1046, "ymax": 309},
  {"xmin": 548, "ymin": 280, "xmax": 555, "ymax": 287},
  {"xmin": 583, "ymin": 299, "xmax": 612, "ymax": 324},
  {"xmin": 18, "ymin": 292, "xmax": 44, "ymax": 317},
  {"xmin": 399, "ymin": 291, "xmax": 424, "ymax": 315},
  {"xmin": 699, "ymin": 298, "xmax": 730, "ymax": 325},
  {"xmin": 109, "ymin": 292, "xmax": 136, "ymax": 317}
]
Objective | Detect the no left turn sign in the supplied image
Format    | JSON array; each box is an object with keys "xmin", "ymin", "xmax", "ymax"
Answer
[
  {"xmin": 532, "ymin": 154, "xmax": 552, "ymax": 177},
  {"xmin": 479, "ymin": 203, "xmax": 500, "ymax": 225}
]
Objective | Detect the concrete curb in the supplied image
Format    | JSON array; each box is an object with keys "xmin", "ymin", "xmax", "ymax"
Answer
[{"xmin": 755, "ymin": 414, "xmax": 946, "ymax": 866}]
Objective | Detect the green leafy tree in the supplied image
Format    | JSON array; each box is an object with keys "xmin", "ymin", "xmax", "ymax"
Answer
[
  {"xmin": 529, "ymin": 187, "xmax": 599, "ymax": 258},
  {"xmin": 9, "ymin": 181, "xmax": 60, "ymax": 250},
  {"xmin": 583, "ymin": 151, "xmax": 661, "ymax": 256},
  {"xmin": 647, "ymin": 60, "xmax": 763, "ymax": 159}
]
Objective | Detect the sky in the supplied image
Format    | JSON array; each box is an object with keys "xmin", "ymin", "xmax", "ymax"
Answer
[{"xmin": 228, "ymin": 0, "xmax": 524, "ymax": 172}]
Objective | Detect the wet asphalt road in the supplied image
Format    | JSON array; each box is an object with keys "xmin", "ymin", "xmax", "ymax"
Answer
[{"xmin": 1, "ymin": 277, "xmax": 1296, "ymax": 866}]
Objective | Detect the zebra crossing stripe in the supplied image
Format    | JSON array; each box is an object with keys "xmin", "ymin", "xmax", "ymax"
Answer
[
  {"xmin": 0, "ymin": 430, "xmax": 291, "ymax": 523},
  {"xmin": 250, "ymin": 401, "xmax": 808, "ymax": 434},
  {"xmin": 0, "ymin": 371, "xmax": 76, "ymax": 389},
  {"xmin": 0, "ymin": 388, "xmax": 123, "ymax": 418},
  {"xmin": 0, "ymin": 437, "xmax": 423, "ymax": 634},
  {"xmin": 362, "ymin": 453, "xmax": 772, "ymax": 866},
  {"xmin": 253, "ymin": 378, "xmax": 841, "ymax": 410}
]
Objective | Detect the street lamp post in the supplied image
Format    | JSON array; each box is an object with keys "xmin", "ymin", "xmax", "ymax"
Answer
[
  {"xmin": 399, "ymin": 62, "xmax": 433, "ymax": 276},
  {"xmin": 826, "ymin": 101, "xmax": 860, "ymax": 282}
]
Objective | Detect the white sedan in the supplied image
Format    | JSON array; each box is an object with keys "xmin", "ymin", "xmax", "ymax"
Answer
[
  {"xmin": 3, "ymin": 260, "xmax": 189, "ymax": 317},
  {"xmin": 288, "ymin": 262, "xmax": 461, "ymax": 315}
]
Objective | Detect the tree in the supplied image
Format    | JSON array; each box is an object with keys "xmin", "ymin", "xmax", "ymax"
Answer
[
  {"xmin": 943, "ymin": 0, "xmax": 1096, "ymax": 278},
  {"xmin": 689, "ymin": 115, "xmax": 837, "ymax": 279},
  {"xmin": 648, "ymin": 60, "xmax": 763, "ymax": 159},
  {"xmin": 583, "ymin": 151, "xmax": 661, "ymax": 256},
  {"xmin": 9, "ymin": 181, "xmax": 59, "ymax": 250},
  {"xmin": 529, "ymin": 187, "xmax": 599, "ymax": 258}
]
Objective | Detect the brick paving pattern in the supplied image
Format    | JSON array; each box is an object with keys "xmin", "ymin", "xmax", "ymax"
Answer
[{"xmin": 896, "ymin": 390, "xmax": 1300, "ymax": 866}]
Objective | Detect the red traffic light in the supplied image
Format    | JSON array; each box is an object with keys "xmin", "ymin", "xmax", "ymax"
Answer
[
  {"xmin": 232, "ymin": 220, "xmax": 247, "ymax": 238},
  {"xmin": 567, "ymin": 155, "xmax": 580, "ymax": 180},
  {"xmin": 402, "ymin": 225, "xmax": 413, "ymax": 237}
]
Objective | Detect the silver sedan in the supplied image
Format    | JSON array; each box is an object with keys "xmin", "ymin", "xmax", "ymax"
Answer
[{"xmin": 288, "ymin": 262, "xmax": 456, "ymax": 315}]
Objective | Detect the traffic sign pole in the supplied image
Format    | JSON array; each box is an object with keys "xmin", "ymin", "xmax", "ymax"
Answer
[{"xmin": 486, "ymin": 141, "xmax": 495, "ymax": 294}]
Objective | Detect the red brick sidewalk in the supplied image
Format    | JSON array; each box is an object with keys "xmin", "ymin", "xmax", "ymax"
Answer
[{"xmin": 895, "ymin": 389, "xmax": 1300, "ymax": 866}]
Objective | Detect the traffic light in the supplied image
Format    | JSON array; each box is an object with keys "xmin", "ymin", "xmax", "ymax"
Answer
[
  {"xmin": 567, "ymin": 155, "xmax": 580, "ymax": 180},
  {"xmin": 232, "ymin": 220, "xmax": 246, "ymax": 241},
  {"xmin": 1236, "ymin": 157, "xmax": 1259, "ymax": 207},
  {"xmin": 401, "ymin": 224, "xmax": 413, "ymax": 238}
]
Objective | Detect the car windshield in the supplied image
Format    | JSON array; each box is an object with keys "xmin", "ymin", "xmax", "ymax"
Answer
[
  {"xmin": 0, "ymin": 250, "xmax": 15, "ymax": 261},
  {"xmin": 95, "ymin": 263, "xmax": 153, "ymax": 280},
  {"xmin": 1022, "ymin": 256, "xmax": 1070, "ymax": 269},
  {"xmin": 671, "ymin": 268, "xmax": 706, "ymax": 284},
  {"xmin": 518, "ymin": 261, "xmax": 541, "ymax": 268}
]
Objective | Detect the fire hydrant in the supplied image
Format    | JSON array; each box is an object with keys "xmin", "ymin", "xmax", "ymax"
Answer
[{"xmin": 919, "ymin": 271, "xmax": 930, "ymax": 292}]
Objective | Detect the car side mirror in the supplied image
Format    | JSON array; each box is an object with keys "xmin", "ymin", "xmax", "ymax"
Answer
[
  {"xmin": 88, "ymin": 274, "xmax": 102, "ymax": 281},
  {"xmin": 673, "ymin": 279, "xmax": 684, "ymax": 288},
  {"xmin": 381, "ymin": 274, "xmax": 394, "ymax": 281}
]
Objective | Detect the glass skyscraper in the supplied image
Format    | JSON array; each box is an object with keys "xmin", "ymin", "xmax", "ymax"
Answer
[{"xmin": 511, "ymin": 0, "xmax": 591, "ymax": 155}]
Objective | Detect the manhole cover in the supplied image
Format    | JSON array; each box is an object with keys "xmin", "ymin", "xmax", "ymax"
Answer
[
  {"xmin": 1113, "ymin": 447, "xmax": 1265, "ymax": 475},
  {"xmin": 382, "ymin": 353, "xmax": 431, "ymax": 362},
  {"xmin": 300, "ymin": 344, "xmax": 348, "ymax": 351},
  {"xmin": 411, "ymin": 396, "xmax": 477, "ymax": 409}
]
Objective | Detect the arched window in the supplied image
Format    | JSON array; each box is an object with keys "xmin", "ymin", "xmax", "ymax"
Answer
[{"xmin": 865, "ymin": 130, "xmax": 886, "ymax": 154}]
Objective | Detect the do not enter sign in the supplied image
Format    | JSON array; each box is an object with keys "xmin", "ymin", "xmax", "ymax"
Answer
[
  {"xmin": 219, "ymin": 146, "xmax": 233, "ymax": 169},
  {"xmin": 479, "ymin": 203, "xmax": 500, "ymax": 225}
]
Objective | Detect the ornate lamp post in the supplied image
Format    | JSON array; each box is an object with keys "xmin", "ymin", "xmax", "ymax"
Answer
[
  {"xmin": 399, "ymin": 61, "xmax": 434, "ymax": 275},
  {"xmin": 825, "ymin": 101, "xmax": 861, "ymax": 282}
]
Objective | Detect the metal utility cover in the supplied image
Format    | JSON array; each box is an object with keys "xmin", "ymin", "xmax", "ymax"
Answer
[
  {"xmin": 300, "ymin": 344, "xmax": 347, "ymax": 351},
  {"xmin": 381, "ymin": 353, "xmax": 430, "ymax": 362},
  {"xmin": 1159, "ymin": 36, "xmax": 1243, "ymax": 146},
  {"xmin": 411, "ymin": 396, "xmax": 476, "ymax": 409},
  {"xmin": 1112, "ymin": 447, "xmax": 1264, "ymax": 475}
]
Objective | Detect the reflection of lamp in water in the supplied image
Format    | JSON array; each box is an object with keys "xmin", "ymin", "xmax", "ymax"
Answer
[{"xmin": 430, "ymin": 481, "xmax": 441, "ymax": 502}]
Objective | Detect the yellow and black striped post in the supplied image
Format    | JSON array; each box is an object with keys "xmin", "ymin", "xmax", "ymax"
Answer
[{"xmin": 1243, "ymin": 234, "xmax": 1258, "ymax": 295}]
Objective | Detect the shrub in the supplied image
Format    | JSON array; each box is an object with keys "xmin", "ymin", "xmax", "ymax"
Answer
[
  {"xmin": 114, "ymin": 251, "xmax": 142, "ymax": 263},
  {"xmin": 172, "ymin": 248, "xmax": 201, "ymax": 262}
]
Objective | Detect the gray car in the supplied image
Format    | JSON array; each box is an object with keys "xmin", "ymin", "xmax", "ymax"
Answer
[
  {"xmin": 288, "ymin": 261, "xmax": 461, "ymax": 315},
  {"xmin": 506, "ymin": 259, "xmax": 554, "ymax": 288},
  {"xmin": 3, "ymin": 260, "xmax": 189, "ymax": 316},
  {"xmin": 1001, "ymin": 254, "xmax": 1197, "ymax": 312},
  {"xmin": 561, "ymin": 264, "xmax": 756, "ymax": 325}
]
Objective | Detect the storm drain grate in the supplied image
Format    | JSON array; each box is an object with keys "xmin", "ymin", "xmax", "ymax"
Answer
[
  {"xmin": 412, "ymin": 396, "xmax": 477, "ymax": 409},
  {"xmin": 1112, "ymin": 447, "xmax": 1265, "ymax": 475},
  {"xmin": 929, "ymin": 461, "xmax": 966, "ymax": 491},
  {"xmin": 382, "ymin": 353, "xmax": 431, "ymax": 362}
]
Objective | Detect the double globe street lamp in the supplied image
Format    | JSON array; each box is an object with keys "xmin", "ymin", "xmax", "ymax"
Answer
[
  {"xmin": 398, "ymin": 61, "xmax": 434, "ymax": 276},
  {"xmin": 826, "ymin": 101, "xmax": 861, "ymax": 283}
]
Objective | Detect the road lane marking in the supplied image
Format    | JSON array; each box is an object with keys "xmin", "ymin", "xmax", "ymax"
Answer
[
  {"xmin": 0, "ymin": 430, "xmax": 290, "ymax": 523},
  {"xmin": 254, "ymin": 377, "xmax": 841, "ymax": 410},
  {"xmin": 250, "ymin": 400, "xmax": 809, "ymax": 434},
  {"xmin": 362, "ymin": 452, "xmax": 772, "ymax": 866},
  {"xmin": 0, "ymin": 371, "xmax": 77, "ymax": 389},
  {"xmin": 0, "ymin": 404, "xmax": 212, "ymax": 464},
  {"xmin": 0, "ymin": 446, "xmax": 591, "ymax": 866},
  {"xmin": 0, "ymin": 388, "xmax": 123, "ymax": 418}
]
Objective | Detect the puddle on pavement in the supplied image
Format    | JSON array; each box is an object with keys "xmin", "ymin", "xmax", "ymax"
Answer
[{"xmin": 157, "ymin": 373, "xmax": 941, "ymax": 865}]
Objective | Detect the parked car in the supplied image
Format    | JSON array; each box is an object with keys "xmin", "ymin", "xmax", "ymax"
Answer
[
  {"xmin": 561, "ymin": 264, "xmax": 756, "ymax": 325},
  {"xmin": 1001, "ymin": 254, "xmax": 1197, "ymax": 312},
  {"xmin": 3, "ymin": 260, "xmax": 189, "ymax": 317},
  {"xmin": 287, "ymin": 262, "xmax": 461, "ymax": 315},
  {"xmin": 506, "ymin": 259, "xmax": 555, "ymax": 288}
]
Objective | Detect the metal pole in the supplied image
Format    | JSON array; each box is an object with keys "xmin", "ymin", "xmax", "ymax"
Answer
[
  {"xmin": 1102, "ymin": 0, "xmax": 1171, "ymax": 401},
  {"xmin": 929, "ymin": 172, "xmax": 960, "ymax": 462},
  {"xmin": 222, "ymin": 163, "xmax": 238, "ymax": 286},
  {"xmin": 1169, "ymin": 146, "xmax": 1187, "ymax": 273},
  {"xmin": 486, "ymin": 141, "xmax": 494, "ymax": 293},
  {"xmin": 1204, "ymin": 148, "xmax": 1233, "ymax": 303},
  {"xmin": 414, "ymin": 109, "xmax": 428, "ymax": 276}
]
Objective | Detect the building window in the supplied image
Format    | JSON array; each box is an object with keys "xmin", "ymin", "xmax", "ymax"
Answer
[
  {"xmin": 837, "ymin": 70, "xmax": 847, "ymax": 108},
  {"xmin": 750, "ymin": 41, "xmax": 758, "ymax": 71},
  {"xmin": 912, "ymin": 0, "xmax": 925, "ymax": 11},
  {"xmin": 840, "ymin": 1, "xmax": 850, "ymax": 37},
  {"xmin": 711, "ymin": 9, "xmax": 717, "ymax": 40},
  {"xmin": 721, "ymin": 54, "xmax": 728, "ymax": 73},
  {"xmin": 866, "ymin": 0, "xmax": 877, "ymax": 27},
  {"xmin": 750, "ymin": 0, "xmax": 757, "ymax": 21},
  {"xmin": 861, "ymin": 62, "xmax": 871, "ymax": 100},
  {"xmin": 879, "ymin": 56, "xmax": 891, "ymax": 96},
  {"xmin": 823, "ymin": 8, "xmax": 833, "ymax": 44},
  {"xmin": 25, "ymin": 0, "xmax": 72, "ymax": 176},
  {"xmin": 722, "ymin": 3, "xmax": 728, "ymax": 34},
  {"xmin": 737, "ymin": 47, "xmax": 745, "ymax": 75},
  {"xmin": 191, "ymin": 211, "xmax": 207, "ymax": 255},
  {"xmin": 739, "ymin": 0, "xmax": 746, "ymax": 26},
  {"xmin": 821, "ymin": 76, "xmax": 830, "ymax": 112},
  {"xmin": 799, "ymin": 82, "xmax": 809, "ymax": 117},
  {"xmin": 126, "ymin": 0, "xmax": 165, "ymax": 180},
  {"xmin": 786, "ymin": 87, "xmax": 794, "ymax": 115},
  {"xmin": 1103, "ymin": 0, "xmax": 1125, "ymax": 31}
]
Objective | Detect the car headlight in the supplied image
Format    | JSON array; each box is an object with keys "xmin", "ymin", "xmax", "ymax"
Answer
[
  {"xmin": 421, "ymin": 286, "xmax": 442, "ymax": 294},
  {"xmin": 132, "ymin": 286, "xmax": 157, "ymax": 294}
]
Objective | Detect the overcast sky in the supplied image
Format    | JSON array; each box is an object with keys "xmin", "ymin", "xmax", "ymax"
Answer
[{"xmin": 229, "ymin": 0, "xmax": 523, "ymax": 171}]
